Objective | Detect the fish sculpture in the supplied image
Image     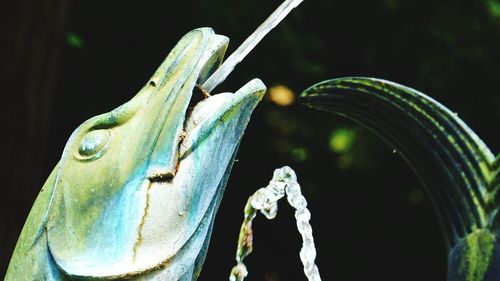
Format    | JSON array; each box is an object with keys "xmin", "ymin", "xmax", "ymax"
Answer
[
  {"xmin": 300, "ymin": 77, "xmax": 500, "ymax": 281},
  {"xmin": 5, "ymin": 28, "xmax": 266, "ymax": 280}
]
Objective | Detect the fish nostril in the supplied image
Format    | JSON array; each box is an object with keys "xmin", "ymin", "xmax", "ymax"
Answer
[{"xmin": 149, "ymin": 81, "xmax": 156, "ymax": 87}]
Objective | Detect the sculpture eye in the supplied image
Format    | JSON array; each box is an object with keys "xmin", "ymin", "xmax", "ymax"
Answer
[{"xmin": 76, "ymin": 129, "xmax": 111, "ymax": 160}]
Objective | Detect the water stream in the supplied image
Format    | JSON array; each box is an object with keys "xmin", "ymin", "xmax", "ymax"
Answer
[
  {"xmin": 229, "ymin": 166, "xmax": 322, "ymax": 281},
  {"xmin": 201, "ymin": 0, "xmax": 304, "ymax": 93}
]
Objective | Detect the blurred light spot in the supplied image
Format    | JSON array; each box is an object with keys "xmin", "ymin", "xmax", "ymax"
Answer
[
  {"xmin": 265, "ymin": 110, "xmax": 296, "ymax": 135},
  {"xmin": 487, "ymin": 0, "xmax": 500, "ymax": 17},
  {"xmin": 408, "ymin": 189, "xmax": 425, "ymax": 205},
  {"xmin": 383, "ymin": 0, "xmax": 399, "ymax": 11},
  {"xmin": 268, "ymin": 85, "xmax": 295, "ymax": 106},
  {"xmin": 291, "ymin": 147, "xmax": 309, "ymax": 162},
  {"xmin": 337, "ymin": 155, "xmax": 353, "ymax": 169},
  {"xmin": 66, "ymin": 32, "xmax": 83, "ymax": 48},
  {"xmin": 329, "ymin": 128, "xmax": 355, "ymax": 153},
  {"xmin": 265, "ymin": 270, "xmax": 279, "ymax": 281}
]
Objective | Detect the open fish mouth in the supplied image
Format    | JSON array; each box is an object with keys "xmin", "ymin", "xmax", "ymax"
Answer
[{"xmin": 146, "ymin": 29, "xmax": 266, "ymax": 181}]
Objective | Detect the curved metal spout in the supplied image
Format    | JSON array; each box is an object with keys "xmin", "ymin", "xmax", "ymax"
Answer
[{"xmin": 299, "ymin": 77, "xmax": 500, "ymax": 281}]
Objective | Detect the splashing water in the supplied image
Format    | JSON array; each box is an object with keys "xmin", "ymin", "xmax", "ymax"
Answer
[
  {"xmin": 201, "ymin": 0, "xmax": 304, "ymax": 93},
  {"xmin": 229, "ymin": 166, "xmax": 322, "ymax": 281}
]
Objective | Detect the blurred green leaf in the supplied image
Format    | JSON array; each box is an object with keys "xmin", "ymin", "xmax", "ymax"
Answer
[
  {"xmin": 66, "ymin": 32, "xmax": 83, "ymax": 48},
  {"xmin": 329, "ymin": 128, "xmax": 355, "ymax": 154},
  {"xmin": 408, "ymin": 189, "xmax": 425, "ymax": 205},
  {"xmin": 291, "ymin": 147, "xmax": 309, "ymax": 162},
  {"xmin": 487, "ymin": 0, "xmax": 500, "ymax": 17}
]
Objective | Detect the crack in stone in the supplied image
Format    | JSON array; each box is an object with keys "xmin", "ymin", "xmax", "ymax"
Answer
[{"xmin": 133, "ymin": 182, "xmax": 153, "ymax": 261}]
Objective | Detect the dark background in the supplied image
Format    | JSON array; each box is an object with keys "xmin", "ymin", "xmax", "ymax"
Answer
[{"xmin": 1, "ymin": 0, "xmax": 500, "ymax": 280}]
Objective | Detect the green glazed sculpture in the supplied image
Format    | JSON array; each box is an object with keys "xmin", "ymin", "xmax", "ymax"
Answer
[
  {"xmin": 5, "ymin": 28, "xmax": 265, "ymax": 281},
  {"xmin": 6, "ymin": 25, "xmax": 498, "ymax": 281}
]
